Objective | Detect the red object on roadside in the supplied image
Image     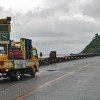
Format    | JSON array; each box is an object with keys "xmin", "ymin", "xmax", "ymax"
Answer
[{"xmin": 64, "ymin": 56, "xmax": 68, "ymax": 60}]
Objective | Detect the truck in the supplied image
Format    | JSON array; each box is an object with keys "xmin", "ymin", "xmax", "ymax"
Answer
[{"xmin": 0, "ymin": 17, "xmax": 39, "ymax": 81}]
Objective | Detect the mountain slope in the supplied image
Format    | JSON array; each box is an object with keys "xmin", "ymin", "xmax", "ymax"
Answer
[{"xmin": 81, "ymin": 34, "xmax": 100, "ymax": 53}]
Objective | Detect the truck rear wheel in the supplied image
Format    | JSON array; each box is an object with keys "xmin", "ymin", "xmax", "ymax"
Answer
[
  {"xmin": 14, "ymin": 71, "xmax": 20, "ymax": 81},
  {"xmin": 9, "ymin": 70, "xmax": 21, "ymax": 81}
]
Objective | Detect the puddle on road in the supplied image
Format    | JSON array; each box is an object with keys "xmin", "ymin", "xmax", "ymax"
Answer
[{"xmin": 46, "ymin": 70, "xmax": 56, "ymax": 71}]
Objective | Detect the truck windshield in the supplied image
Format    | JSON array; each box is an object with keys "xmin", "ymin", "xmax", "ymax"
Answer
[{"xmin": 33, "ymin": 49, "xmax": 38, "ymax": 57}]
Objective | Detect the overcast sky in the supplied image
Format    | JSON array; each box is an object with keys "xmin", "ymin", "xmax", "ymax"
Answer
[{"xmin": 0, "ymin": 0, "xmax": 100, "ymax": 55}]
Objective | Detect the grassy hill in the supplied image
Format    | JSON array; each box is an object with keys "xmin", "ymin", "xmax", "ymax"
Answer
[{"xmin": 81, "ymin": 33, "xmax": 100, "ymax": 53}]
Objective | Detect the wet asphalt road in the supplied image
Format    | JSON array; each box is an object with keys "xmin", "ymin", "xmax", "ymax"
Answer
[{"xmin": 0, "ymin": 57, "xmax": 100, "ymax": 100}]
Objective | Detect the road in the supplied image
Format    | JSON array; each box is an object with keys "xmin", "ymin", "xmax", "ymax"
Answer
[{"xmin": 0, "ymin": 57, "xmax": 100, "ymax": 100}]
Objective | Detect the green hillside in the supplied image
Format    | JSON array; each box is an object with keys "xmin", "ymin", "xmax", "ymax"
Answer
[{"xmin": 81, "ymin": 33, "xmax": 100, "ymax": 53}]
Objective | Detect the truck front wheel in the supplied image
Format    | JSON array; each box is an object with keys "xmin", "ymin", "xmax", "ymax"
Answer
[{"xmin": 30, "ymin": 68, "xmax": 36, "ymax": 77}]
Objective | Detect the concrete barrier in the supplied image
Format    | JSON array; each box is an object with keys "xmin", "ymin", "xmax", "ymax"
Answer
[{"xmin": 39, "ymin": 53, "xmax": 100, "ymax": 66}]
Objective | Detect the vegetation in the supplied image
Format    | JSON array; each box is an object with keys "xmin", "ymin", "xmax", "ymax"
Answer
[{"xmin": 81, "ymin": 33, "xmax": 100, "ymax": 53}]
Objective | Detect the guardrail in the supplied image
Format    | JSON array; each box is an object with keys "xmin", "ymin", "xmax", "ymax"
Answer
[{"xmin": 39, "ymin": 53, "xmax": 100, "ymax": 66}]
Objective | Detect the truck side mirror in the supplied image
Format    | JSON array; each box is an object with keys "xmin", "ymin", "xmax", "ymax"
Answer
[{"xmin": 40, "ymin": 52, "xmax": 42, "ymax": 57}]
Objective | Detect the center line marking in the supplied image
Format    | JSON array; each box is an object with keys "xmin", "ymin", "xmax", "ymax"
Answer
[{"xmin": 14, "ymin": 65, "xmax": 89, "ymax": 100}]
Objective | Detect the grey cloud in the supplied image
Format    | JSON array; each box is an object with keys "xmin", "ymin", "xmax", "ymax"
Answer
[
  {"xmin": 25, "ymin": 4, "xmax": 70, "ymax": 19},
  {"xmin": 12, "ymin": 13, "xmax": 97, "ymax": 37},
  {"xmin": 82, "ymin": 0, "xmax": 100, "ymax": 18},
  {"xmin": 43, "ymin": 0, "xmax": 71, "ymax": 8}
]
